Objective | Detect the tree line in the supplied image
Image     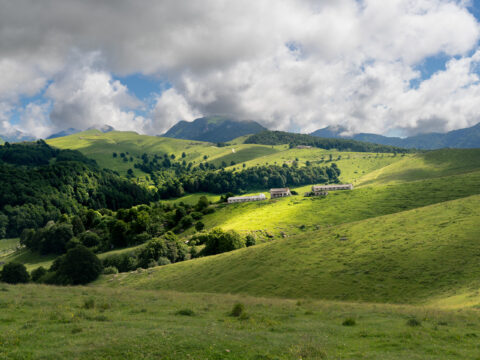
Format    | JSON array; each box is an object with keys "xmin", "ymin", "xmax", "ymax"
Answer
[{"xmin": 245, "ymin": 130, "xmax": 412, "ymax": 153}]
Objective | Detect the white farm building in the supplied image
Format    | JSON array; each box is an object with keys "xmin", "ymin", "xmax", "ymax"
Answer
[
  {"xmin": 312, "ymin": 184, "xmax": 354, "ymax": 193},
  {"xmin": 227, "ymin": 193, "xmax": 267, "ymax": 204}
]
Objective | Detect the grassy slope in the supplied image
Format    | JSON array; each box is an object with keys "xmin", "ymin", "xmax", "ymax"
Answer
[
  {"xmin": 46, "ymin": 130, "xmax": 282, "ymax": 177},
  {"xmin": 358, "ymin": 148, "xmax": 480, "ymax": 186},
  {"xmin": 101, "ymin": 195, "xmax": 480, "ymax": 305},
  {"xmin": 203, "ymin": 170, "xmax": 480, "ymax": 236},
  {"xmin": 1, "ymin": 284, "xmax": 480, "ymax": 360}
]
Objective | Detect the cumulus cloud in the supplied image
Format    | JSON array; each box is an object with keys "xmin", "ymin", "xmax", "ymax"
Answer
[
  {"xmin": 45, "ymin": 53, "xmax": 146, "ymax": 133},
  {"xmin": 0, "ymin": 0, "xmax": 480, "ymax": 137},
  {"xmin": 148, "ymin": 89, "xmax": 202, "ymax": 134}
]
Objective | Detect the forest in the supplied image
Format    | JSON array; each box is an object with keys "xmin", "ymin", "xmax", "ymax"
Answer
[{"xmin": 245, "ymin": 130, "xmax": 412, "ymax": 153}]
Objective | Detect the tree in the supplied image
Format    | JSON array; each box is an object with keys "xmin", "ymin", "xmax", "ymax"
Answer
[
  {"xmin": 56, "ymin": 245, "xmax": 102, "ymax": 285},
  {"xmin": 79, "ymin": 231, "xmax": 101, "ymax": 248},
  {"xmin": 31, "ymin": 266, "xmax": 47, "ymax": 282},
  {"xmin": 202, "ymin": 229, "xmax": 245, "ymax": 255},
  {"xmin": 195, "ymin": 196, "xmax": 209, "ymax": 211},
  {"xmin": 195, "ymin": 221, "xmax": 205, "ymax": 231},
  {"xmin": 1, "ymin": 262, "xmax": 29, "ymax": 284},
  {"xmin": 110, "ymin": 220, "xmax": 130, "ymax": 248}
]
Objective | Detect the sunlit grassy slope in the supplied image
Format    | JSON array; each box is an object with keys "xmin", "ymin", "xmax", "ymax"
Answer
[
  {"xmin": 47, "ymin": 130, "xmax": 283, "ymax": 177},
  {"xmin": 3, "ymin": 284, "xmax": 480, "ymax": 360},
  {"xmin": 203, "ymin": 170, "xmax": 480, "ymax": 236},
  {"xmin": 358, "ymin": 148, "xmax": 480, "ymax": 186},
  {"xmin": 101, "ymin": 195, "xmax": 480, "ymax": 305}
]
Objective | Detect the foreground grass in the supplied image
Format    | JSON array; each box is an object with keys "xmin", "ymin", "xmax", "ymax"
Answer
[
  {"xmin": 102, "ymin": 195, "xmax": 480, "ymax": 304},
  {"xmin": 1, "ymin": 284, "xmax": 480, "ymax": 359}
]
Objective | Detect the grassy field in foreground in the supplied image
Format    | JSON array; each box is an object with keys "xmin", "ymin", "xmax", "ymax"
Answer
[
  {"xmin": 101, "ymin": 195, "xmax": 480, "ymax": 305},
  {"xmin": 202, "ymin": 170, "xmax": 480, "ymax": 236},
  {"xmin": 1, "ymin": 284, "xmax": 480, "ymax": 359}
]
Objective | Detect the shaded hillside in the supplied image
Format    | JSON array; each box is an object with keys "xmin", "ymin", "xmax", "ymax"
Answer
[
  {"xmin": 163, "ymin": 116, "xmax": 266, "ymax": 142},
  {"xmin": 0, "ymin": 141, "xmax": 156, "ymax": 237},
  {"xmin": 311, "ymin": 122, "xmax": 480, "ymax": 149}
]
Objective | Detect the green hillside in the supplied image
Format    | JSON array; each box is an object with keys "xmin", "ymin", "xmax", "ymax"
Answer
[
  {"xmin": 101, "ymin": 195, "xmax": 480, "ymax": 304},
  {"xmin": 200, "ymin": 170, "xmax": 480, "ymax": 237},
  {"xmin": 46, "ymin": 130, "xmax": 284, "ymax": 178}
]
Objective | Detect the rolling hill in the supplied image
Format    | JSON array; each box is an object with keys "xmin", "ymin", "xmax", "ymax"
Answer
[{"xmin": 162, "ymin": 116, "xmax": 267, "ymax": 142}]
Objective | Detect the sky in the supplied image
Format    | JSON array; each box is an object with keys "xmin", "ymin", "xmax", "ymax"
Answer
[{"xmin": 1, "ymin": 0, "xmax": 480, "ymax": 139}]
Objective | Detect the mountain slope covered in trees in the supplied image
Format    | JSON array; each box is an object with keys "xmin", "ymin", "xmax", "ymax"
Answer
[{"xmin": 162, "ymin": 116, "xmax": 267, "ymax": 142}]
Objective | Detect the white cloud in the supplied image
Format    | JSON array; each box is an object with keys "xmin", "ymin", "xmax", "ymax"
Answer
[
  {"xmin": 0, "ymin": 0, "xmax": 480, "ymax": 137},
  {"xmin": 45, "ymin": 53, "xmax": 146, "ymax": 134},
  {"xmin": 148, "ymin": 88, "xmax": 202, "ymax": 134}
]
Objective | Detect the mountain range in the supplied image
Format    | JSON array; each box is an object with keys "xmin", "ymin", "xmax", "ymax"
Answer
[
  {"xmin": 310, "ymin": 122, "xmax": 480, "ymax": 149},
  {"xmin": 162, "ymin": 116, "xmax": 267, "ymax": 142}
]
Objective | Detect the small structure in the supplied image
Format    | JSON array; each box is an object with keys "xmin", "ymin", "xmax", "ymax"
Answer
[
  {"xmin": 270, "ymin": 188, "xmax": 292, "ymax": 199},
  {"xmin": 311, "ymin": 183, "xmax": 354, "ymax": 195},
  {"xmin": 296, "ymin": 145, "xmax": 312, "ymax": 149},
  {"xmin": 228, "ymin": 193, "xmax": 266, "ymax": 204}
]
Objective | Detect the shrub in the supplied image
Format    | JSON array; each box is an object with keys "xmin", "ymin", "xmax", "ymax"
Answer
[
  {"xmin": 103, "ymin": 266, "xmax": 118, "ymax": 275},
  {"xmin": 195, "ymin": 221, "xmax": 205, "ymax": 231},
  {"xmin": 202, "ymin": 229, "xmax": 245, "ymax": 256},
  {"xmin": 245, "ymin": 234, "xmax": 256, "ymax": 247},
  {"xmin": 0, "ymin": 262, "xmax": 30, "ymax": 284},
  {"xmin": 406, "ymin": 318, "xmax": 421, "ymax": 327},
  {"xmin": 79, "ymin": 231, "xmax": 100, "ymax": 248},
  {"xmin": 82, "ymin": 298, "xmax": 95, "ymax": 309},
  {"xmin": 55, "ymin": 245, "xmax": 103, "ymax": 285},
  {"xmin": 31, "ymin": 266, "xmax": 47, "ymax": 282},
  {"xmin": 157, "ymin": 257, "xmax": 171, "ymax": 266},
  {"xmin": 342, "ymin": 318, "xmax": 356, "ymax": 326},
  {"xmin": 230, "ymin": 303, "xmax": 245, "ymax": 317},
  {"xmin": 176, "ymin": 309, "xmax": 195, "ymax": 316}
]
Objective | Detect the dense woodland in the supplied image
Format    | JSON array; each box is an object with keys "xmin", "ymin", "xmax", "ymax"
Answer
[
  {"xmin": 246, "ymin": 130, "xmax": 412, "ymax": 153},
  {"xmin": 0, "ymin": 142, "xmax": 156, "ymax": 237}
]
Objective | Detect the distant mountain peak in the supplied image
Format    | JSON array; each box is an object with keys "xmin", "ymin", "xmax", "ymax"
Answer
[
  {"xmin": 162, "ymin": 116, "xmax": 267, "ymax": 142},
  {"xmin": 47, "ymin": 128, "xmax": 81, "ymax": 139},
  {"xmin": 310, "ymin": 122, "xmax": 480, "ymax": 150}
]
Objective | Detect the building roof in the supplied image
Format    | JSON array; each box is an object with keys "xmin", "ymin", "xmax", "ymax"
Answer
[
  {"xmin": 228, "ymin": 193, "xmax": 266, "ymax": 201},
  {"xmin": 312, "ymin": 184, "xmax": 352, "ymax": 190},
  {"xmin": 270, "ymin": 188, "xmax": 290, "ymax": 193}
]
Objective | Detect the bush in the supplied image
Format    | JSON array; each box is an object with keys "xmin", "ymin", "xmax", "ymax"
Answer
[
  {"xmin": 79, "ymin": 231, "xmax": 100, "ymax": 248},
  {"xmin": 157, "ymin": 257, "xmax": 171, "ymax": 266},
  {"xmin": 195, "ymin": 221, "xmax": 205, "ymax": 231},
  {"xmin": 102, "ymin": 253, "xmax": 136, "ymax": 273},
  {"xmin": 406, "ymin": 318, "xmax": 421, "ymax": 327},
  {"xmin": 342, "ymin": 318, "xmax": 356, "ymax": 326},
  {"xmin": 245, "ymin": 234, "xmax": 256, "ymax": 247},
  {"xmin": 55, "ymin": 245, "xmax": 103, "ymax": 285},
  {"xmin": 103, "ymin": 266, "xmax": 118, "ymax": 275},
  {"xmin": 202, "ymin": 229, "xmax": 245, "ymax": 256},
  {"xmin": 31, "ymin": 266, "xmax": 47, "ymax": 282},
  {"xmin": 176, "ymin": 309, "xmax": 195, "ymax": 316},
  {"xmin": 230, "ymin": 303, "xmax": 245, "ymax": 317},
  {"xmin": 0, "ymin": 262, "xmax": 30, "ymax": 284}
]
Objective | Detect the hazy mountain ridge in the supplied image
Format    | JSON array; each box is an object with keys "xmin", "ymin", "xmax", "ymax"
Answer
[
  {"xmin": 311, "ymin": 122, "xmax": 480, "ymax": 149},
  {"xmin": 162, "ymin": 116, "xmax": 267, "ymax": 142}
]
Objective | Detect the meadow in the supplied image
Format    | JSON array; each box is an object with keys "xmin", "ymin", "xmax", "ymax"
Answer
[{"xmin": 1, "ymin": 284, "xmax": 480, "ymax": 359}]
